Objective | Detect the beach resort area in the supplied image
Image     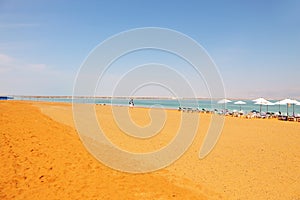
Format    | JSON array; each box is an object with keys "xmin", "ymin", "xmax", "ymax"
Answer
[{"xmin": 1, "ymin": 98, "xmax": 300, "ymax": 199}]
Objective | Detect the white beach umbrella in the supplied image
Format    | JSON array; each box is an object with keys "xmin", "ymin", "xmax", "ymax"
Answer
[
  {"xmin": 263, "ymin": 101, "xmax": 275, "ymax": 113},
  {"xmin": 253, "ymin": 98, "xmax": 269, "ymax": 113},
  {"xmin": 254, "ymin": 100, "xmax": 274, "ymax": 113},
  {"xmin": 234, "ymin": 100, "xmax": 246, "ymax": 111},
  {"xmin": 217, "ymin": 99, "xmax": 232, "ymax": 104},
  {"xmin": 279, "ymin": 99, "xmax": 299, "ymax": 116},
  {"xmin": 217, "ymin": 99, "xmax": 231, "ymax": 111},
  {"xmin": 252, "ymin": 97, "xmax": 269, "ymax": 103}
]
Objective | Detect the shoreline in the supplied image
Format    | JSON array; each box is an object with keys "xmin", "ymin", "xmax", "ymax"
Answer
[{"xmin": 7, "ymin": 99, "xmax": 300, "ymax": 121}]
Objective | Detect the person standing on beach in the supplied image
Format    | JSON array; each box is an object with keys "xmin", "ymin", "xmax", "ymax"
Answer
[{"xmin": 129, "ymin": 98, "xmax": 134, "ymax": 107}]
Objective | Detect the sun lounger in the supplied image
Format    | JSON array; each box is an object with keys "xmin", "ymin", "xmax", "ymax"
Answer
[
  {"xmin": 192, "ymin": 108, "xmax": 200, "ymax": 113},
  {"xmin": 278, "ymin": 115, "xmax": 287, "ymax": 121},
  {"xmin": 179, "ymin": 107, "xmax": 200, "ymax": 113},
  {"xmin": 294, "ymin": 116, "xmax": 300, "ymax": 122},
  {"xmin": 246, "ymin": 112, "xmax": 258, "ymax": 119}
]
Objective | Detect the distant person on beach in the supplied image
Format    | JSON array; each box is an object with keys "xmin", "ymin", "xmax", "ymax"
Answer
[{"xmin": 129, "ymin": 98, "xmax": 134, "ymax": 107}]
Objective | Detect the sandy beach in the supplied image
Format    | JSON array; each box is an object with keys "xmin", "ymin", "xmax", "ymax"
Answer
[{"xmin": 1, "ymin": 100, "xmax": 300, "ymax": 199}]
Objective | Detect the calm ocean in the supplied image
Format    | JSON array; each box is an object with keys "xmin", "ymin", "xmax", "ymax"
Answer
[{"xmin": 14, "ymin": 96, "xmax": 300, "ymax": 115}]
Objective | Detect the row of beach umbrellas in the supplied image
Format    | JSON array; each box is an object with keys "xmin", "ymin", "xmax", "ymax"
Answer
[{"xmin": 217, "ymin": 98, "xmax": 300, "ymax": 116}]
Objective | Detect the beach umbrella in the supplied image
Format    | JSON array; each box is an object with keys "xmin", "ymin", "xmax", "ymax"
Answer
[
  {"xmin": 252, "ymin": 97, "xmax": 268, "ymax": 103},
  {"xmin": 217, "ymin": 99, "xmax": 232, "ymax": 104},
  {"xmin": 234, "ymin": 100, "xmax": 246, "ymax": 111},
  {"xmin": 217, "ymin": 99, "xmax": 231, "ymax": 110},
  {"xmin": 279, "ymin": 99, "xmax": 299, "ymax": 116},
  {"xmin": 254, "ymin": 100, "xmax": 274, "ymax": 113},
  {"xmin": 263, "ymin": 101, "xmax": 275, "ymax": 113},
  {"xmin": 253, "ymin": 98, "xmax": 269, "ymax": 113}
]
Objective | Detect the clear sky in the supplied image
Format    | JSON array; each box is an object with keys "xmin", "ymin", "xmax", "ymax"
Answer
[{"xmin": 0, "ymin": 0, "xmax": 299, "ymax": 99}]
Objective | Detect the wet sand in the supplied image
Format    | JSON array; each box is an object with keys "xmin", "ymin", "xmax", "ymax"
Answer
[{"xmin": 1, "ymin": 101, "xmax": 300, "ymax": 199}]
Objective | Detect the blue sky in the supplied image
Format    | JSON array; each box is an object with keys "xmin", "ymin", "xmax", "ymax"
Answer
[{"xmin": 0, "ymin": 0, "xmax": 299, "ymax": 99}]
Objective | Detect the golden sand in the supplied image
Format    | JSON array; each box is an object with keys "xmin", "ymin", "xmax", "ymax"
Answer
[{"xmin": 1, "ymin": 101, "xmax": 300, "ymax": 199}]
